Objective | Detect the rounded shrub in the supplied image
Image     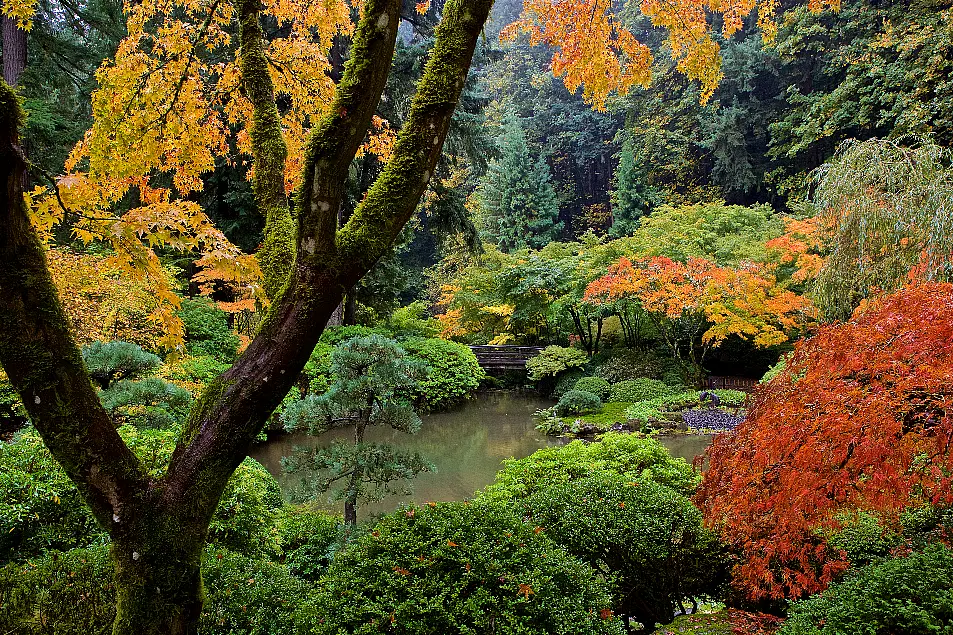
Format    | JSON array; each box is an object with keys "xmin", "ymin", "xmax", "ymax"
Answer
[
  {"xmin": 522, "ymin": 472, "xmax": 728, "ymax": 630},
  {"xmin": 81, "ymin": 340, "xmax": 161, "ymax": 388},
  {"xmin": 573, "ymin": 376, "xmax": 611, "ymax": 399},
  {"xmin": 276, "ymin": 505, "xmax": 341, "ymax": 582},
  {"xmin": 609, "ymin": 378, "xmax": 673, "ymax": 403},
  {"xmin": 319, "ymin": 325, "xmax": 387, "ymax": 347},
  {"xmin": 299, "ymin": 502, "xmax": 625, "ymax": 635},
  {"xmin": 478, "ymin": 433, "xmax": 700, "ymax": 503},
  {"xmin": 779, "ymin": 545, "xmax": 953, "ymax": 635},
  {"xmin": 555, "ymin": 389, "xmax": 603, "ymax": 416},
  {"xmin": 525, "ymin": 345, "xmax": 588, "ymax": 381},
  {"xmin": 595, "ymin": 350, "xmax": 664, "ymax": 383},
  {"xmin": 551, "ymin": 368, "xmax": 585, "ymax": 399},
  {"xmin": 178, "ymin": 297, "xmax": 240, "ymax": 362},
  {"xmin": 99, "ymin": 377, "xmax": 193, "ymax": 429},
  {"xmin": 207, "ymin": 458, "xmax": 285, "ymax": 559},
  {"xmin": 400, "ymin": 337, "xmax": 485, "ymax": 410}
]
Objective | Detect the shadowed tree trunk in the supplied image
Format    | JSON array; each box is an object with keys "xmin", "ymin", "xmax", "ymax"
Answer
[
  {"xmin": 0, "ymin": 0, "xmax": 494, "ymax": 632},
  {"xmin": 2, "ymin": 17, "xmax": 26, "ymax": 86}
]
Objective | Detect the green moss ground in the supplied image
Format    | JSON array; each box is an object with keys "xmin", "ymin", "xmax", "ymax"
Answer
[{"xmin": 653, "ymin": 610, "xmax": 783, "ymax": 635}]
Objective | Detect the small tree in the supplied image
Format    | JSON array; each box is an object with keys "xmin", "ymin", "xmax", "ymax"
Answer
[
  {"xmin": 81, "ymin": 341, "xmax": 161, "ymax": 389},
  {"xmin": 282, "ymin": 335, "xmax": 432, "ymax": 525}
]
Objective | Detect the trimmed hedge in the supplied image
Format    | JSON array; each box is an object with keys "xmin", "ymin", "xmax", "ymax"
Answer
[
  {"xmin": 609, "ymin": 378, "xmax": 673, "ymax": 403},
  {"xmin": 573, "ymin": 376, "xmax": 611, "ymax": 399},
  {"xmin": 401, "ymin": 337, "xmax": 485, "ymax": 410},
  {"xmin": 556, "ymin": 389, "xmax": 603, "ymax": 416}
]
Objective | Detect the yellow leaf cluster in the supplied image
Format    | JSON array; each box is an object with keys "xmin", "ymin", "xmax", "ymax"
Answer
[{"xmin": 1, "ymin": 0, "xmax": 37, "ymax": 30}]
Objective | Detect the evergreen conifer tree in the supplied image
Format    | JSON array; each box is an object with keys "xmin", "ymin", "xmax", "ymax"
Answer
[
  {"xmin": 478, "ymin": 112, "xmax": 562, "ymax": 251},
  {"xmin": 281, "ymin": 335, "xmax": 433, "ymax": 525},
  {"xmin": 609, "ymin": 136, "xmax": 660, "ymax": 238}
]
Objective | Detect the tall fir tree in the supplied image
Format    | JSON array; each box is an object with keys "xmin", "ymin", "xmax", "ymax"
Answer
[
  {"xmin": 609, "ymin": 136, "xmax": 660, "ymax": 238},
  {"xmin": 478, "ymin": 112, "xmax": 562, "ymax": 251}
]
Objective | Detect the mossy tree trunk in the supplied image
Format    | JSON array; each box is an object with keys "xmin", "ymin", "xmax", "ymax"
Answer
[{"xmin": 0, "ymin": 0, "xmax": 494, "ymax": 632}]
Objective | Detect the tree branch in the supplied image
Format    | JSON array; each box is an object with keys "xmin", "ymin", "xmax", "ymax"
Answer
[{"xmin": 0, "ymin": 84, "xmax": 151, "ymax": 530}]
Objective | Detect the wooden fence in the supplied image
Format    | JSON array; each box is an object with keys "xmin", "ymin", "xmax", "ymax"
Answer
[{"xmin": 469, "ymin": 345, "xmax": 544, "ymax": 371}]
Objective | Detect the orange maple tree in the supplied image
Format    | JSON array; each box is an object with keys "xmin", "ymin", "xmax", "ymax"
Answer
[
  {"xmin": 503, "ymin": 0, "xmax": 840, "ymax": 108},
  {"xmin": 584, "ymin": 256, "xmax": 811, "ymax": 377},
  {"xmin": 696, "ymin": 283, "xmax": 953, "ymax": 601}
]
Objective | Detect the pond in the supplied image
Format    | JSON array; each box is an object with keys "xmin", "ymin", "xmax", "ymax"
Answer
[{"xmin": 250, "ymin": 391, "xmax": 713, "ymax": 521}]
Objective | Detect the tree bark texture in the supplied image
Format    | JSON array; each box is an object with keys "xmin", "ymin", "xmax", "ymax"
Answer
[
  {"xmin": 2, "ymin": 17, "xmax": 26, "ymax": 86},
  {"xmin": 0, "ymin": 0, "xmax": 494, "ymax": 632}
]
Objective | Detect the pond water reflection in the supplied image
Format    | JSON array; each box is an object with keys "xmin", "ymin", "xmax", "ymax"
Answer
[{"xmin": 250, "ymin": 391, "xmax": 712, "ymax": 521}]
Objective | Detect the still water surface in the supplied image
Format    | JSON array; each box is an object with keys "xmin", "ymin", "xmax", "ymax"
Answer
[{"xmin": 251, "ymin": 391, "xmax": 712, "ymax": 520}]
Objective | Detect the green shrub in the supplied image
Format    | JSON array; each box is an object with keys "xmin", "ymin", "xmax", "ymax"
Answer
[
  {"xmin": 0, "ymin": 546, "xmax": 310, "ymax": 635},
  {"xmin": 525, "ymin": 345, "xmax": 588, "ymax": 381},
  {"xmin": 0, "ymin": 375, "xmax": 27, "ymax": 433},
  {"xmin": 595, "ymin": 350, "xmax": 664, "ymax": 383},
  {"xmin": 478, "ymin": 433, "xmax": 700, "ymax": 503},
  {"xmin": 400, "ymin": 337, "xmax": 485, "ymax": 410},
  {"xmin": 522, "ymin": 472, "xmax": 728, "ymax": 630},
  {"xmin": 388, "ymin": 301, "xmax": 440, "ymax": 338},
  {"xmin": 299, "ymin": 502, "xmax": 625, "ymax": 635},
  {"xmin": 201, "ymin": 548, "xmax": 309, "ymax": 635},
  {"xmin": 302, "ymin": 342, "xmax": 333, "ymax": 395},
  {"xmin": 208, "ymin": 458, "xmax": 284, "ymax": 559},
  {"xmin": 99, "ymin": 377, "xmax": 193, "ymax": 429},
  {"xmin": 780, "ymin": 545, "xmax": 953, "ymax": 635},
  {"xmin": 1, "ymin": 428, "xmax": 286, "ymax": 563},
  {"xmin": 0, "ymin": 428, "xmax": 105, "ymax": 563},
  {"xmin": 276, "ymin": 506, "xmax": 341, "ymax": 582},
  {"xmin": 319, "ymin": 325, "xmax": 387, "ymax": 347},
  {"xmin": 0, "ymin": 545, "xmax": 114, "ymax": 635},
  {"xmin": 82, "ymin": 340, "xmax": 161, "ymax": 388},
  {"xmin": 609, "ymin": 378, "xmax": 673, "ymax": 403},
  {"xmin": 555, "ymin": 389, "xmax": 603, "ymax": 416},
  {"xmin": 824, "ymin": 511, "xmax": 900, "ymax": 569},
  {"xmin": 178, "ymin": 297, "xmax": 240, "ymax": 362},
  {"xmin": 573, "ymin": 376, "xmax": 611, "ymax": 399},
  {"xmin": 551, "ymin": 369, "xmax": 585, "ymax": 399},
  {"xmin": 163, "ymin": 354, "xmax": 231, "ymax": 387},
  {"xmin": 624, "ymin": 390, "xmax": 748, "ymax": 424}
]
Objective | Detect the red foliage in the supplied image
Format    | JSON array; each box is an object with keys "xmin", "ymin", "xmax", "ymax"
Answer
[{"xmin": 696, "ymin": 283, "xmax": 953, "ymax": 601}]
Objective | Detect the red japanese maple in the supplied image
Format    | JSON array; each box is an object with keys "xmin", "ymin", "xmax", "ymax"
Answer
[{"xmin": 696, "ymin": 283, "xmax": 953, "ymax": 600}]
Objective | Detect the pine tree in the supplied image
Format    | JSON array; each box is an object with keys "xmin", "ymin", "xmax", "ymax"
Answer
[
  {"xmin": 609, "ymin": 136, "xmax": 660, "ymax": 238},
  {"xmin": 478, "ymin": 112, "xmax": 562, "ymax": 251},
  {"xmin": 281, "ymin": 335, "xmax": 433, "ymax": 525}
]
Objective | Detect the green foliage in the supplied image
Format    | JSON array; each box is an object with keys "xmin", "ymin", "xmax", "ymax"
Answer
[
  {"xmin": 201, "ymin": 548, "xmax": 309, "ymax": 635},
  {"xmin": 302, "ymin": 343, "xmax": 333, "ymax": 395},
  {"xmin": 0, "ymin": 375, "xmax": 27, "ymax": 433},
  {"xmin": 824, "ymin": 511, "xmax": 900, "ymax": 570},
  {"xmin": 81, "ymin": 340, "xmax": 161, "ymax": 388},
  {"xmin": 0, "ymin": 429, "xmax": 105, "ymax": 564},
  {"xmin": 779, "ymin": 545, "xmax": 953, "ymax": 635},
  {"xmin": 609, "ymin": 378, "xmax": 674, "ymax": 404},
  {"xmin": 99, "ymin": 377, "xmax": 193, "ymax": 429},
  {"xmin": 595, "ymin": 350, "xmax": 666, "ymax": 383},
  {"xmin": 551, "ymin": 368, "xmax": 586, "ymax": 399},
  {"xmin": 389, "ymin": 302, "xmax": 440, "ymax": 338},
  {"xmin": 477, "ymin": 111, "xmax": 562, "ymax": 251},
  {"xmin": 282, "ymin": 336, "xmax": 431, "ymax": 522},
  {"xmin": 0, "ymin": 428, "xmax": 287, "ymax": 563},
  {"xmin": 573, "ymin": 376, "xmax": 611, "ymax": 399},
  {"xmin": 624, "ymin": 390, "xmax": 747, "ymax": 424},
  {"xmin": 276, "ymin": 506, "xmax": 341, "ymax": 582},
  {"xmin": 0, "ymin": 545, "xmax": 115, "ymax": 635},
  {"xmin": 526, "ymin": 345, "xmax": 588, "ymax": 381},
  {"xmin": 400, "ymin": 337, "xmax": 486, "ymax": 410},
  {"xmin": 555, "ymin": 389, "xmax": 603, "ymax": 417},
  {"xmin": 610, "ymin": 136, "xmax": 661, "ymax": 238},
  {"xmin": 619, "ymin": 202, "xmax": 783, "ymax": 266},
  {"xmin": 318, "ymin": 325, "xmax": 388, "ymax": 347},
  {"xmin": 299, "ymin": 502, "xmax": 625, "ymax": 635},
  {"xmin": 177, "ymin": 298, "xmax": 240, "ymax": 362},
  {"xmin": 208, "ymin": 459, "xmax": 284, "ymax": 560},
  {"xmin": 162, "ymin": 354, "xmax": 231, "ymax": 387},
  {"xmin": 478, "ymin": 433, "xmax": 700, "ymax": 503},
  {"xmin": 0, "ymin": 545, "xmax": 311, "ymax": 635},
  {"xmin": 522, "ymin": 472, "xmax": 729, "ymax": 629}
]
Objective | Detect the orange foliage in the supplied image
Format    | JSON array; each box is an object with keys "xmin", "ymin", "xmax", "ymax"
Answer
[
  {"xmin": 505, "ymin": 0, "xmax": 839, "ymax": 107},
  {"xmin": 46, "ymin": 249, "xmax": 170, "ymax": 350},
  {"xmin": 584, "ymin": 256, "xmax": 811, "ymax": 371},
  {"xmin": 765, "ymin": 216, "xmax": 825, "ymax": 283},
  {"xmin": 697, "ymin": 283, "xmax": 953, "ymax": 601}
]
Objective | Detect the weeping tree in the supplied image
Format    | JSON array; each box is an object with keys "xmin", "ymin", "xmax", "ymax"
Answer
[
  {"xmin": 811, "ymin": 137, "xmax": 953, "ymax": 320},
  {"xmin": 281, "ymin": 335, "xmax": 432, "ymax": 525},
  {"xmin": 0, "ymin": 0, "xmax": 495, "ymax": 632}
]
